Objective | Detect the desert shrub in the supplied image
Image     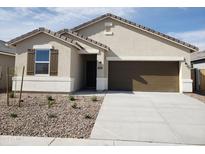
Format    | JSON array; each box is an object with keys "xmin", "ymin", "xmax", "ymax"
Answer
[
  {"xmin": 9, "ymin": 92, "xmax": 15, "ymax": 98},
  {"xmin": 84, "ymin": 114, "xmax": 92, "ymax": 119},
  {"xmin": 91, "ymin": 96, "xmax": 97, "ymax": 102},
  {"xmin": 47, "ymin": 95, "xmax": 54, "ymax": 101},
  {"xmin": 71, "ymin": 102, "xmax": 77, "ymax": 109},
  {"xmin": 69, "ymin": 95, "xmax": 75, "ymax": 101},
  {"xmin": 48, "ymin": 100, "xmax": 55, "ymax": 108},
  {"xmin": 10, "ymin": 113, "xmax": 17, "ymax": 118},
  {"xmin": 47, "ymin": 95, "xmax": 55, "ymax": 108}
]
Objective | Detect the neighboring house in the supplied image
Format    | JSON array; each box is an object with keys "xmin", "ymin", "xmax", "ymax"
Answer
[
  {"xmin": 191, "ymin": 50, "xmax": 205, "ymax": 91},
  {"xmin": 0, "ymin": 40, "xmax": 15, "ymax": 92},
  {"xmin": 8, "ymin": 13, "xmax": 198, "ymax": 93}
]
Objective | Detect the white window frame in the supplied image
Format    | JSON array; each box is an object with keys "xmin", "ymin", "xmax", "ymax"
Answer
[{"xmin": 34, "ymin": 49, "xmax": 50, "ymax": 76}]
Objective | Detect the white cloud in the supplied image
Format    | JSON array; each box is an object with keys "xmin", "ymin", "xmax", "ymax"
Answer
[
  {"xmin": 0, "ymin": 7, "xmax": 137, "ymax": 41},
  {"xmin": 167, "ymin": 29, "xmax": 205, "ymax": 51},
  {"xmin": 0, "ymin": 7, "xmax": 204, "ymax": 52},
  {"xmin": 0, "ymin": 9, "xmax": 18, "ymax": 21},
  {"xmin": 41, "ymin": 7, "xmax": 137, "ymax": 29}
]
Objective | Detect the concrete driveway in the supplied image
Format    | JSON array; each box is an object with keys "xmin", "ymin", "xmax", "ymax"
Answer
[{"xmin": 91, "ymin": 92, "xmax": 205, "ymax": 145}]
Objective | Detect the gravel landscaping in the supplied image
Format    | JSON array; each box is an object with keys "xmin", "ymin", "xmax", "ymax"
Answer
[
  {"xmin": 186, "ymin": 92, "xmax": 205, "ymax": 103},
  {"xmin": 0, "ymin": 93, "xmax": 103, "ymax": 138}
]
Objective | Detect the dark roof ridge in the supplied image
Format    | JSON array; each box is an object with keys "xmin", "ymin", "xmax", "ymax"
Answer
[
  {"xmin": 7, "ymin": 27, "xmax": 83, "ymax": 50},
  {"xmin": 58, "ymin": 28, "xmax": 110, "ymax": 50}
]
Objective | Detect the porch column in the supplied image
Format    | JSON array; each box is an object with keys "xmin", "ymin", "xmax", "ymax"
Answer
[
  {"xmin": 179, "ymin": 61, "xmax": 193, "ymax": 93},
  {"xmin": 96, "ymin": 50, "xmax": 107, "ymax": 91}
]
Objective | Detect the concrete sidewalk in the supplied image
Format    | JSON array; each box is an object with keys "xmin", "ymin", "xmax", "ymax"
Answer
[{"xmin": 0, "ymin": 135, "xmax": 181, "ymax": 146}]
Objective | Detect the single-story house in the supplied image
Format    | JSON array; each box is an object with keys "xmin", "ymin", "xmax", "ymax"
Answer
[
  {"xmin": 0, "ymin": 40, "xmax": 15, "ymax": 92},
  {"xmin": 191, "ymin": 50, "xmax": 205, "ymax": 92},
  {"xmin": 8, "ymin": 13, "xmax": 198, "ymax": 93}
]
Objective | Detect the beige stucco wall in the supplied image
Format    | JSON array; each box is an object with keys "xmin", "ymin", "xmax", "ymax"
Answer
[
  {"xmin": 70, "ymin": 48, "xmax": 83, "ymax": 91},
  {"xmin": 76, "ymin": 18, "xmax": 192, "ymax": 80},
  {"xmin": 0, "ymin": 54, "xmax": 15, "ymax": 91},
  {"xmin": 14, "ymin": 32, "xmax": 77, "ymax": 77}
]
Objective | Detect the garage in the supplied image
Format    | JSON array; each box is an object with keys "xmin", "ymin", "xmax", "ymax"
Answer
[{"xmin": 108, "ymin": 61, "xmax": 179, "ymax": 92}]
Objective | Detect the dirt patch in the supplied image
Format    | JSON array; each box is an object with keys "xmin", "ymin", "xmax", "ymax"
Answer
[
  {"xmin": 0, "ymin": 93, "xmax": 103, "ymax": 138},
  {"xmin": 186, "ymin": 93, "xmax": 205, "ymax": 103}
]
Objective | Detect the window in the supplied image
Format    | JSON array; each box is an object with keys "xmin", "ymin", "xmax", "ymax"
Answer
[{"xmin": 35, "ymin": 50, "xmax": 50, "ymax": 74}]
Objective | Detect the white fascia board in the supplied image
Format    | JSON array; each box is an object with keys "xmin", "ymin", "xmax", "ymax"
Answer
[
  {"xmin": 79, "ymin": 48, "xmax": 99, "ymax": 54},
  {"xmin": 106, "ymin": 56, "xmax": 185, "ymax": 61},
  {"xmin": 0, "ymin": 52, "xmax": 15, "ymax": 57}
]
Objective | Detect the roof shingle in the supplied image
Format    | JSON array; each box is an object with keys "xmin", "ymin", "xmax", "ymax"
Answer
[
  {"xmin": 7, "ymin": 27, "xmax": 83, "ymax": 50},
  {"xmin": 0, "ymin": 40, "xmax": 15, "ymax": 55},
  {"xmin": 58, "ymin": 29, "xmax": 110, "ymax": 50}
]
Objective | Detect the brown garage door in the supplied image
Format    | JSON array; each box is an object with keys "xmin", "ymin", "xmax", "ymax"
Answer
[{"xmin": 108, "ymin": 61, "xmax": 179, "ymax": 92}]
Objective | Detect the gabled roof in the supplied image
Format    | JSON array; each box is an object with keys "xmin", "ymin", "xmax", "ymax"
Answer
[
  {"xmin": 7, "ymin": 27, "xmax": 83, "ymax": 50},
  {"xmin": 0, "ymin": 40, "xmax": 16, "ymax": 56},
  {"xmin": 71, "ymin": 13, "xmax": 198, "ymax": 52},
  {"xmin": 191, "ymin": 50, "xmax": 205, "ymax": 61},
  {"xmin": 58, "ymin": 29, "xmax": 110, "ymax": 50}
]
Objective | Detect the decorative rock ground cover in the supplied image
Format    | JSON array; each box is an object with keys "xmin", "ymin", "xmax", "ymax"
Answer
[{"xmin": 0, "ymin": 93, "xmax": 103, "ymax": 138}]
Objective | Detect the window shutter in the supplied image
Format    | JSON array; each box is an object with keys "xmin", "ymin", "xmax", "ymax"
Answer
[
  {"xmin": 27, "ymin": 49, "xmax": 35, "ymax": 75},
  {"xmin": 50, "ymin": 49, "xmax": 58, "ymax": 76}
]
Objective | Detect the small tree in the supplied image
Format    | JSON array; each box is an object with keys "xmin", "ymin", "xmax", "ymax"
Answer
[
  {"xmin": 6, "ymin": 66, "xmax": 16, "ymax": 106},
  {"xmin": 18, "ymin": 66, "xmax": 25, "ymax": 107},
  {"xmin": 6, "ymin": 67, "xmax": 10, "ymax": 106}
]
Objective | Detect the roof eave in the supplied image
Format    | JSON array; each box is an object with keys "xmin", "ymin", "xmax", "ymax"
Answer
[
  {"xmin": 191, "ymin": 57, "xmax": 205, "ymax": 62},
  {"xmin": 59, "ymin": 30, "xmax": 110, "ymax": 51},
  {"xmin": 7, "ymin": 28, "xmax": 82, "ymax": 50},
  {"xmin": 7, "ymin": 31, "xmax": 42, "ymax": 46},
  {"xmin": 0, "ymin": 51, "xmax": 15, "ymax": 57},
  {"xmin": 71, "ymin": 15, "xmax": 108, "ymax": 32}
]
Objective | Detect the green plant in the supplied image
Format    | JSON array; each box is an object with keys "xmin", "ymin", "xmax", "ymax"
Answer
[
  {"xmin": 69, "ymin": 95, "xmax": 76, "ymax": 101},
  {"xmin": 69, "ymin": 95, "xmax": 75, "ymax": 101},
  {"xmin": 9, "ymin": 92, "xmax": 15, "ymax": 98},
  {"xmin": 71, "ymin": 102, "xmax": 77, "ymax": 109},
  {"xmin": 91, "ymin": 96, "xmax": 97, "ymax": 102},
  {"xmin": 47, "ymin": 113, "xmax": 57, "ymax": 118},
  {"xmin": 48, "ymin": 100, "xmax": 55, "ymax": 108},
  {"xmin": 10, "ymin": 113, "xmax": 17, "ymax": 118},
  {"xmin": 84, "ymin": 114, "xmax": 92, "ymax": 119},
  {"xmin": 47, "ymin": 95, "xmax": 54, "ymax": 101}
]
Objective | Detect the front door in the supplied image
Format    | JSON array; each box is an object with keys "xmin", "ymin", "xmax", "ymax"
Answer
[{"xmin": 86, "ymin": 61, "xmax": 97, "ymax": 88}]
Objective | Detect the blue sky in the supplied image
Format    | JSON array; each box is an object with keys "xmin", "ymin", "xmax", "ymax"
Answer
[{"xmin": 0, "ymin": 7, "xmax": 205, "ymax": 50}]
